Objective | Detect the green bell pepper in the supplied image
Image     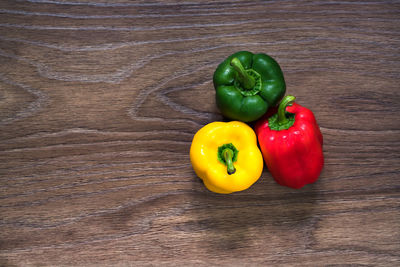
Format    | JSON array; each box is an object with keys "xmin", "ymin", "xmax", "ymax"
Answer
[{"xmin": 213, "ymin": 51, "xmax": 286, "ymax": 122}]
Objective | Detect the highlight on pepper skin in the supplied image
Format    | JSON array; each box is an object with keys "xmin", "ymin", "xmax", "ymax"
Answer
[{"xmin": 189, "ymin": 121, "xmax": 264, "ymax": 194}]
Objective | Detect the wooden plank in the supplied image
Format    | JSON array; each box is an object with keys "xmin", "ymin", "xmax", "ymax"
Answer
[{"xmin": 0, "ymin": 0, "xmax": 399, "ymax": 265}]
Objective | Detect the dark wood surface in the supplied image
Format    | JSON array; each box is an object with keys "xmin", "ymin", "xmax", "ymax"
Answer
[{"xmin": 1, "ymin": 0, "xmax": 399, "ymax": 266}]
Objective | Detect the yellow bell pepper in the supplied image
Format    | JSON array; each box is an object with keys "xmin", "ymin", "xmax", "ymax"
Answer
[{"xmin": 190, "ymin": 121, "xmax": 263, "ymax": 194}]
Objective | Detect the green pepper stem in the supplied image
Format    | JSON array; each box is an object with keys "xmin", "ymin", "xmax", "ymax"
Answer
[
  {"xmin": 277, "ymin": 95, "xmax": 296, "ymax": 125},
  {"xmin": 222, "ymin": 148, "xmax": 236, "ymax": 175},
  {"xmin": 230, "ymin": 57, "xmax": 255, "ymax": 90}
]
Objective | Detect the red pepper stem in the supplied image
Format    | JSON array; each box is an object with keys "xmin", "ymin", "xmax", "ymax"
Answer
[
  {"xmin": 277, "ymin": 95, "xmax": 296, "ymax": 125},
  {"xmin": 230, "ymin": 57, "xmax": 255, "ymax": 90},
  {"xmin": 222, "ymin": 148, "xmax": 236, "ymax": 175}
]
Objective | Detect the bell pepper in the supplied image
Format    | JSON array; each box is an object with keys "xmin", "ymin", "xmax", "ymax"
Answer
[
  {"xmin": 213, "ymin": 51, "xmax": 286, "ymax": 122},
  {"xmin": 255, "ymin": 95, "xmax": 324, "ymax": 189},
  {"xmin": 190, "ymin": 121, "xmax": 263, "ymax": 194}
]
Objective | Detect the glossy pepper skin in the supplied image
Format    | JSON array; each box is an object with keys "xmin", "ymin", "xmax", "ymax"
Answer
[
  {"xmin": 213, "ymin": 51, "xmax": 286, "ymax": 122},
  {"xmin": 255, "ymin": 96, "xmax": 324, "ymax": 189},
  {"xmin": 190, "ymin": 121, "xmax": 263, "ymax": 194}
]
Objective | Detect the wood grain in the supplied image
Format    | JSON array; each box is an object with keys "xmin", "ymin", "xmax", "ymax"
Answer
[{"xmin": 0, "ymin": 0, "xmax": 399, "ymax": 266}]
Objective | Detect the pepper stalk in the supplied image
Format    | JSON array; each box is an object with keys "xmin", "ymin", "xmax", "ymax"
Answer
[
  {"xmin": 268, "ymin": 95, "xmax": 296, "ymax": 131},
  {"xmin": 277, "ymin": 95, "xmax": 296, "ymax": 126},
  {"xmin": 230, "ymin": 57, "xmax": 255, "ymax": 90},
  {"xmin": 217, "ymin": 143, "xmax": 238, "ymax": 175}
]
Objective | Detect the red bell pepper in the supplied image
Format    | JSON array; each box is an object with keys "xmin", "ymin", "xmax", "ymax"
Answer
[{"xmin": 255, "ymin": 95, "xmax": 324, "ymax": 189}]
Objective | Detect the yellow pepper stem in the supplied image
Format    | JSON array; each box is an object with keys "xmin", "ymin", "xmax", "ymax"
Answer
[
  {"xmin": 222, "ymin": 148, "xmax": 236, "ymax": 175},
  {"xmin": 218, "ymin": 143, "xmax": 238, "ymax": 175}
]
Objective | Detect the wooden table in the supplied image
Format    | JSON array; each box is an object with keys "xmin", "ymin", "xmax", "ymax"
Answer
[{"xmin": 1, "ymin": 1, "xmax": 399, "ymax": 266}]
